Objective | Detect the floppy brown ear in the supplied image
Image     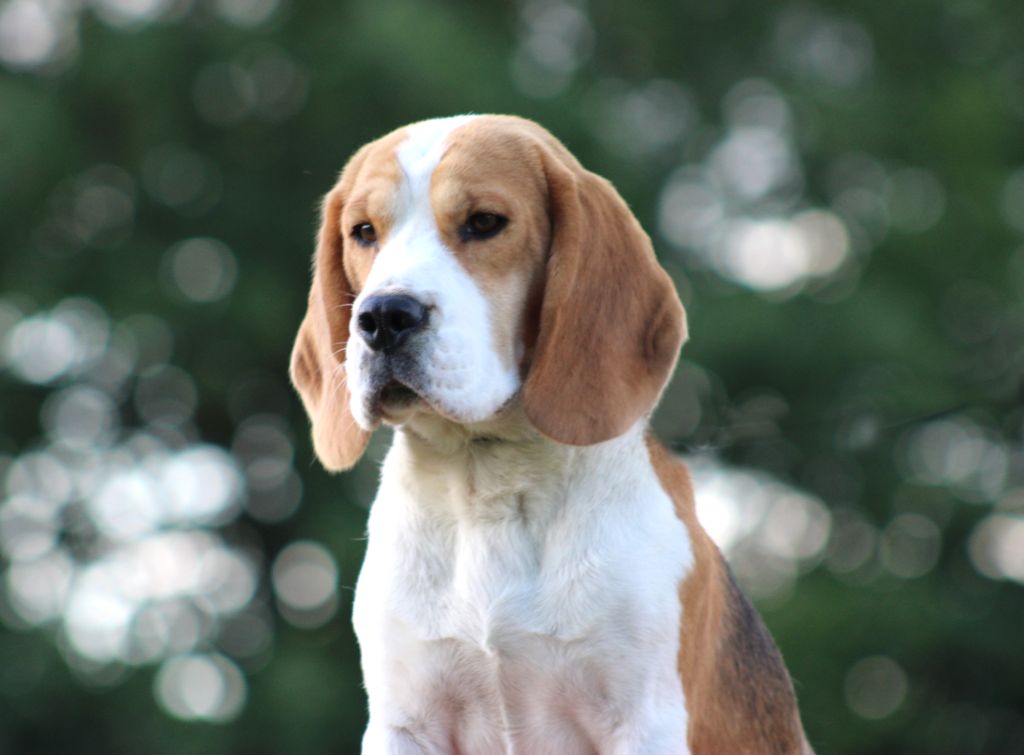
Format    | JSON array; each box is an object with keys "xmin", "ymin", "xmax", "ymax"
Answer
[
  {"xmin": 289, "ymin": 186, "xmax": 370, "ymax": 471},
  {"xmin": 522, "ymin": 144, "xmax": 687, "ymax": 446}
]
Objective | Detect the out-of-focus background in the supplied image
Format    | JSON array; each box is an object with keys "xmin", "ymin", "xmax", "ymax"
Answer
[{"xmin": 1, "ymin": 1, "xmax": 1022, "ymax": 753}]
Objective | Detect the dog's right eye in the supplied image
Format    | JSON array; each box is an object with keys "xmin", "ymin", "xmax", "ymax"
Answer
[
  {"xmin": 353, "ymin": 223, "xmax": 377, "ymax": 245},
  {"xmin": 461, "ymin": 212, "xmax": 508, "ymax": 241}
]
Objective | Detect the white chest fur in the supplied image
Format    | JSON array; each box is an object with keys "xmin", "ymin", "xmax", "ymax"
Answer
[{"xmin": 353, "ymin": 422, "xmax": 693, "ymax": 754}]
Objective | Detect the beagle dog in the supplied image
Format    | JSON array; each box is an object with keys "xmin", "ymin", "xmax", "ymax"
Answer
[{"xmin": 290, "ymin": 115, "xmax": 813, "ymax": 754}]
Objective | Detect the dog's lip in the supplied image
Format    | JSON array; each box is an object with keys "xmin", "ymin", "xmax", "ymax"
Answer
[
  {"xmin": 370, "ymin": 378, "xmax": 425, "ymax": 422},
  {"xmin": 378, "ymin": 379, "xmax": 420, "ymax": 407}
]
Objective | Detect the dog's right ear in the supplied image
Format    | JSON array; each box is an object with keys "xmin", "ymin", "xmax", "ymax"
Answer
[
  {"xmin": 290, "ymin": 180, "xmax": 371, "ymax": 472},
  {"xmin": 521, "ymin": 139, "xmax": 687, "ymax": 446}
]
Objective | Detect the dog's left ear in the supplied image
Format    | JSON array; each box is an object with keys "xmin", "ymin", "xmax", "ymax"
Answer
[
  {"xmin": 522, "ymin": 142, "xmax": 687, "ymax": 446},
  {"xmin": 290, "ymin": 183, "xmax": 371, "ymax": 472}
]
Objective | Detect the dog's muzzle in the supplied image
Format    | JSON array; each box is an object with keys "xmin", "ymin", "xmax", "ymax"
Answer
[{"xmin": 354, "ymin": 293, "xmax": 432, "ymax": 420}]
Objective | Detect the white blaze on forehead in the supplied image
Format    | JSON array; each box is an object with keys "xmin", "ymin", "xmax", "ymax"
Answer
[
  {"xmin": 361, "ymin": 114, "xmax": 480, "ymax": 292},
  {"xmin": 396, "ymin": 115, "xmax": 479, "ymax": 199},
  {"xmin": 347, "ymin": 114, "xmax": 520, "ymax": 427}
]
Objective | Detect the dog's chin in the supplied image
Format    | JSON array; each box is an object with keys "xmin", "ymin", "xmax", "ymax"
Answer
[
  {"xmin": 375, "ymin": 380, "xmax": 424, "ymax": 424},
  {"xmin": 354, "ymin": 359, "xmax": 518, "ymax": 430},
  {"xmin": 364, "ymin": 380, "xmax": 500, "ymax": 430}
]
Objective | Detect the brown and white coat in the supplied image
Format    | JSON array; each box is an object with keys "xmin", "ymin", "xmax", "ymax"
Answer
[{"xmin": 291, "ymin": 114, "xmax": 812, "ymax": 754}]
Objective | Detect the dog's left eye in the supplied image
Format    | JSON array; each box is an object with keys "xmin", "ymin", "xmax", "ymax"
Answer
[
  {"xmin": 462, "ymin": 212, "xmax": 507, "ymax": 240},
  {"xmin": 353, "ymin": 223, "xmax": 378, "ymax": 246}
]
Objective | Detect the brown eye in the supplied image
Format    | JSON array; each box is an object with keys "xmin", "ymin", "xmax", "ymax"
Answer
[
  {"xmin": 462, "ymin": 212, "xmax": 507, "ymax": 240},
  {"xmin": 353, "ymin": 223, "xmax": 377, "ymax": 245}
]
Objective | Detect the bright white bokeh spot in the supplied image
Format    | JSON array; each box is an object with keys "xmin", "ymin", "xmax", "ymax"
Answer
[
  {"xmin": 659, "ymin": 173, "xmax": 725, "ymax": 250},
  {"xmin": 89, "ymin": 468, "xmax": 164, "ymax": 541},
  {"xmin": 42, "ymin": 385, "xmax": 118, "ymax": 449},
  {"xmin": 690, "ymin": 456, "xmax": 832, "ymax": 600},
  {"xmin": 760, "ymin": 492, "xmax": 832, "ymax": 562},
  {"xmin": 691, "ymin": 463, "xmax": 763, "ymax": 551},
  {"xmin": 272, "ymin": 541, "xmax": 339, "ymax": 627},
  {"xmin": 155, "ymin": 653, "xmax": 247, "ymax": 722},
  {"xmin": 4, "ymin": 299, "xmax": 110, "ymax": 384},
  {"xmin": 901, "ymin": 417, "xmax": 1008, "ymax": 503},
  {"xmin": 0, "ymin": 0, "xmax": 60, "ymax": 68},
  {"xmin": 968, "ymin": 513, "xmax": 1024, "ymax": 583},
  {"xmin": 717, "ymin": 218, "xmax": 808, "ymax": 291},
  {"xmin": 712, "ymin": 211, "xmax": 849, "ymax": 292},
  {"xmin": 83, "ymin": 444, "xmax": 243, "ymax": 540},
  {"xmin": 64, "ymin": 569, "xmax": 135, "ymax": 662},
  {"xmin": 164, "ymin": 237, "xmax": 238, "ymax": 303},
  {"xmin": 129, "ymin": 601, "xmax": 202, "ymax": 663},
  {"xmin": 161, "ymin": 445, "xmax": 244, "ymax": 524},
  {"xmin": 793, "ymin": 210, "xmax": 850, "ymax": 275},
  {"xmin": 5, "ymin": 549, "xmax": 73, "ymax": 623},
  {"xmin": 198, "ymin": 547, "xmax": 258, "ymax": 613},
  {"xmin": 709, "ymin": 126, "xmax": 798, "ymax": 202},
  {"xmin": 845, "ymin": 656, "xmax": 908, "ymax": 719},
  {"xmin": 0, "ymin": 494, "xmax": 61, "ymax": 562},
  {"xmin": 6, "ymin": 314, "xmax": 77, "ymax": 383},
  {"xmin": 5, "ymin": 451, "xmax": 72, "ymax": 504}
]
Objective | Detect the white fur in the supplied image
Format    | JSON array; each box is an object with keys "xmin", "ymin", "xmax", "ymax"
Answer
[
  {"xmin": 354, "ymin": 420, "xmax": 692, "ymax": 754},
  {"xmin": 346, "ymin": 117, "xmax": 694, "ymax": 754}
]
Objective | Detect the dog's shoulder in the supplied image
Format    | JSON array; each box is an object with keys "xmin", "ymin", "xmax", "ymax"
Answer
[{"xmin": 647, "ymin": 435, "xmax": 810, "ymax": 755}]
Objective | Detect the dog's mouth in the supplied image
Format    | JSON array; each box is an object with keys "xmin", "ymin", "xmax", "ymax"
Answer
[
  {"xmin": 378, "ymin": 379, "xmax": 419, "ymax": 408},
  {"xmin": 371, "ymin": 377, "xmax": 425, "ymax": 423}
]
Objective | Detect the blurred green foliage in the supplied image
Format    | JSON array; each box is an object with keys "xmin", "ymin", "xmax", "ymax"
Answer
[{"xmin": 1, "ymin": 0, "xmax": 1023, "ymax": 753}]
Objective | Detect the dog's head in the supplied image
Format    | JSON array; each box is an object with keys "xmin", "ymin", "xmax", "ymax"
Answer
[{"xmin": 290, "ymin": 115, "xmax": 687, "ymax": 470}]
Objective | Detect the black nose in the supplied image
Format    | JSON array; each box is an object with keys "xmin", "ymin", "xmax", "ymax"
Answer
[{"xmin": 356, "ymin": 294, "xmax": 428, "ymax": 353}]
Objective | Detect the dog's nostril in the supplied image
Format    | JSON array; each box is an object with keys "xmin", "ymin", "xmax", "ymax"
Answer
[{"xmin": 357, "ymin": 312, "xmax": 378, "ymax": 335}]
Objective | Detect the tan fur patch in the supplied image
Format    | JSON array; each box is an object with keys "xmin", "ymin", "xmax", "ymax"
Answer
[
  {"xmin": 428, "ymin": 118, "xmax": 552, "ymax": 372},
  {"xmin": 338, "ymin": 129, "xmax": 407, "ymax": 293},
  {"xmin": 645, "ymin": 436, "xmax": 813, "ymax": 755}
]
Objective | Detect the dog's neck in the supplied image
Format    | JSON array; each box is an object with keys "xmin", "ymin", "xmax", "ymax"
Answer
[{"xmin": 385, "ymin": 403, "xmax": 649, "ymax": 524}]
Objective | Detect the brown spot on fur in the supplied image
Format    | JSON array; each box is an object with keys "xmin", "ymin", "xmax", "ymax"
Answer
[{"xmin": 646, "ymin": 436, "xmax": 813, "ymax": 755}]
